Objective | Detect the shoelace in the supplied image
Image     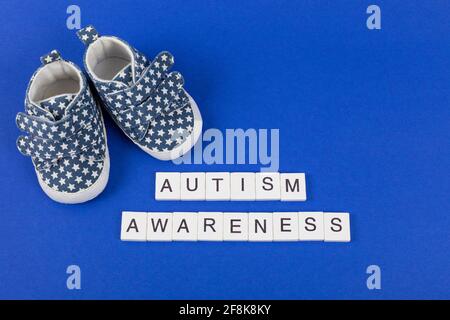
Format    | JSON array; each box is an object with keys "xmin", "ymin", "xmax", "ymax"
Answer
[
  {"xmin": 103, "ymin": 51, "xmax": 190, "ymax": 141},
  {"xmin": 16, "ymin": 105, "xmax": 104, "ymax": 171}
]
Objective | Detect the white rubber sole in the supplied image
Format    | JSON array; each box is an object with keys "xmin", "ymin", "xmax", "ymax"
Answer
[{"xmin": 133, "ymin": 93, "xmax": 202, "ymax": 161}]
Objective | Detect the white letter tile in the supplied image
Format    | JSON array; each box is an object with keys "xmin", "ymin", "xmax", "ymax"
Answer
[
  {"xmin": 205, "ymin": 172, "xmax": 230, "ymax": 201},
  {"xmin": 172, "ymin": 212, "xmax": 198, "ymax": 241},
  {"xmin": 255, "ymin": 172, "xmax": 280, "ymax": 200},
  {"xmin": 155, "ymin": 172, "xmax": 180, "ymax": 200},
  {"xmin": 147, "ymin": 212, "xmax": 173, "ymax": 241},
  {"xmin": 324, "ymin": 212, "xmax": 351, "ymax": 242},
  {"xmin": 273, "ymin": 212, "xmax": 299, "ymax": 241},
  {"xmin": 298, "ymin": 212, "xmax": 324, "ymax": 241},
  {"xmin": 121, "ymin": 211, "xmax": 148, "ymax": 242},
  {"xmin": 180, "ymin": 172, "xmax": 206, "ymax": 201},
  {"xmin": 197, "ymin": 212, "xmax": 223, "ymax": 241},
  {"xmin": 280, "ymin": 173, "xmax": 306, "ymax": 201},
  {"xmin": 248, "ymin": 213, "xmax": 273, "ymax": 241},
  {"xmin": 230, "ymin": 172, "xmax": 255, "ymax": 201},
  {"xmin": 223, "ymin": 212, "xmax": 249, "ymax": 241}
]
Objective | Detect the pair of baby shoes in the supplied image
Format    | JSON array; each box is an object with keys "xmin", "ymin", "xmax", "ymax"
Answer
[{"xmin": 16, "ymin": 25, "xmax": 202, "ymax": 204}]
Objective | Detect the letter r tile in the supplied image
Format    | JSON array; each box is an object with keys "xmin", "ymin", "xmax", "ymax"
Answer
[{"xmin": 197, "ymin": 212, "xmax": 223, "ymax": 241}]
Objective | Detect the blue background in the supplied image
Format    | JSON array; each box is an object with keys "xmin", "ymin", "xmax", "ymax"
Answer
[{"xmin": 0, "ymin": 0, "xmax": 449, "ymax": 299}]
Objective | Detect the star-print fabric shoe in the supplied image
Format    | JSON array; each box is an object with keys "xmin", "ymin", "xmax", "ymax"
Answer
[
  {"xmin": 77, "ymin": 25, "xmax": 202, "ymax": 160},
  {"xmin": 16, "ymin": 50, "xmax": 110, "ymax": 204}
]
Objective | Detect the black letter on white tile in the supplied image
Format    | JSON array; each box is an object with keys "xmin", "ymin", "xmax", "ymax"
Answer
[
  {"xmin": 177, "ymin": 219, "xmax": 190, "ymax": 233},
  {"xmin": 150, "ymin": 218, "xmax": 169, "ymax": 232},
  {"xmin": 280, "ymin": 218, "xmax": 291, "ymax": 232},
  {"xmin": 186, "ymin": 178, "xmax": 198, "ymax": 191},
  {"xmin": 212, "ymin": 178, "xmax": 223, "ymax": 191},
  {"xmin": 230, "ymin": 219, "xmax": 242, "ymax": 233},
  {"xmin": 331, "ymin": 218, "xmax": 342, "ymax": 232},
  {"xmin": 255, "ymin": 219, "xmax": 267, "ymax": 233},
  {"xmin": 285, "ymin": 179, "xmax": 299, "ymax": 192},
  {"xmin": 262, "ymin": 177, "xmax": 274, "ymax": 191},
  {"xmin": 126, "ymin": 219, "xmax": 139, "ymax": 233},
  {"xmin": 160, "ymin": 179, "xmax": 173, "ymax": 192},
  {"xmin": 204, "ymin": 218, "xmax": 216, "ymax": 232},
  {"xmin": 305, "ymin": 217, "xmax": 317, "ymax": 231}
]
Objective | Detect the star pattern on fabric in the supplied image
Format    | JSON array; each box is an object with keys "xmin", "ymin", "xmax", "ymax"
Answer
[
  {"xmin": 76, "ymin": 25, "xmax": 99, "ymax": 46},
  {"xmin": 40, "ymin": 50, "xmax": 61, "ymax": 65},
  {"xmin": 77, "ymin": 25, "xmax": 194, "ymax": 153},
  {"xmin": 90, "ymin": 48, "xmax": 193, "ymax": 152},
  {"xmin": 16, "ymin": 61, "xmax": 107, "ymax": 194},
  {"xmin": 39, "ymin": 94, "xmax": 75, "ymax": 120}
]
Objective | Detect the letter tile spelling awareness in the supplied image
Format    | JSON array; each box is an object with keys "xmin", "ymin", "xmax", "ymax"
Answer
[{"xmin": 121, "ymin": 212, "xmax": 351, "ymax": 242}]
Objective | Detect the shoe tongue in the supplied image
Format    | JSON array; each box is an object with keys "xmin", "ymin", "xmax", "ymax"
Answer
[
  {"xmin": 38, "ymin": 94, "xmax": 75, "ymax": 121},
  {"xmin": 112, "ymin": 63, "xmax": 134, "ymax": 87}
]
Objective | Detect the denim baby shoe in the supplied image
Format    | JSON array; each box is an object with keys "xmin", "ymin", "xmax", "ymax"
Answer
[
  {"xmin": 77, "ymin": 25, "xmax": 202, "ymax": 160},
  {"xmin": 16, "ymin": 50, "xmax": 110, "ymax": 204}
]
